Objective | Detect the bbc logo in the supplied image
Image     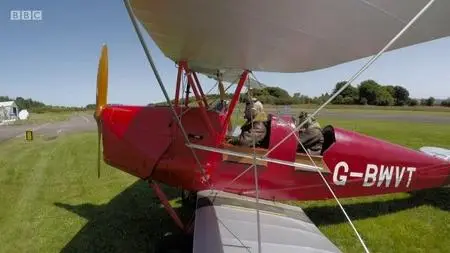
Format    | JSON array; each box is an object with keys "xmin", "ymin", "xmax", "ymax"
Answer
[{"xmin": 10, "ymin": 10, "xmax": 43, "ymax": 21}]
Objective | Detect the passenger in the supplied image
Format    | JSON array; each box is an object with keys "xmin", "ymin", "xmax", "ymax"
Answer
[
  {"xmin": 229, "ymin": 98, "xmax": 268, "ymax": 147},
  {"xmin": 212, "ymin": 99, "xmax": 229, "ymax": 113},
  {"xmin": 297, "ymin": 111, "xmax": 324, "ymax": 155}
]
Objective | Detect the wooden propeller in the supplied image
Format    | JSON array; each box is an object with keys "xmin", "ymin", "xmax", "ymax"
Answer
[{"xmin": 95, "ymin": 44, "xmax": 108, "ymax": 178}]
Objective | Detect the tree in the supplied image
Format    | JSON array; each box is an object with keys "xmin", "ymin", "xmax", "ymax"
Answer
[
  {"xmin": 332, "ymin": 95, "xmax": 345, "ymax": 105},
  {"xmin": 358, "ymin": 80, "xmax": 381, "ymax": 105},
  {"xmin": 0, "ymin": 96, "xmax": 14, "ymax": 102},
  {"xmin": 342, "ymin": 96, "xmax": 355, "ymax": 105},
  {"xmin": 312, "ymin": 93, "xmax": 330, "ymax": 105},
  {"xmin": 85, "ymin": 104, "xmax": 96, "ymax": 110},
  {"xmin": 408, "ymin": 99, "xmax": 419, "ymax": 106},
  {"xmin": 263, "ymin": 87, "xmax": 290, "ymax": 99},
  {"xmin": 393, "ymin": 86, "xmax": 410, "ymax": 106},
  {"xmin": 360, "ymin": 97, "xmax": 368, "ymax": 105},
  {"xmin": 425, "ymin": 97, "xmax": 435, "ymax": 106},
  {"xmin": 441, "ymin": 98, "xmax": 450, "ymax": 107},
  {"xmin": 385, "ymin": 85, "xmax": 396, "ymax": 98},
  {"xmin": 293, "ymin": 93, "xmax": 312, "ymax": 104},
  {"xmin": 375, "ymin": 87, "xmax": 394, "ymax": 106},
  {"xmin": 332, "ymin": 81, "xmax": 358, "ymax": 104}
]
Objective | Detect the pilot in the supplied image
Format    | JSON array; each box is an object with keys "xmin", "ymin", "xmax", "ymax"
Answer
[
  {"xmin": 297, "ymin": 111, "xmax": 324, "ymax": 155},
  {"xmin": 229, "ymin": 97, "xmax": 268, "ymax": 147},
  {"xmin": 212, "ymin": 99, "xmax": 229, "ymax": 113}
]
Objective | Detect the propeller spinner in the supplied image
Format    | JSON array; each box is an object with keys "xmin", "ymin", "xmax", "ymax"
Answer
[{"xmin": 95, "ymin": 44, "xmax": 108, "ymax": 178}]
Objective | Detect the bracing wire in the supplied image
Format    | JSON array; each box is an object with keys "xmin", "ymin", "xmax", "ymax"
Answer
[
  {"xmin": 297, "ymin": 133, "xmax": 371, "ymax": 252},
  {"xmin": 245, "ymin": 74, "xmax": 263, "ymax": 253},
  {"xmin": 123, "ymin": 4, "xmax": 252, "ymax": 249},
  {"xmin": 249, "ymin": 71, "xmax": 372, "ymax": 251},
  {"xmin": 261, "ymin": 0, "xmax": 437, "ymax": 159},
  {"xmin": 270, "ymin": 112, "xmax": 372, "ymax": 252},
  {"xmin": 123, "ymin": 0, "xmax": 211, "ymax": 187},
  {"xmin": 124, "ymin": 0, "xmax": 436, "ymax": 251},
  {"xmin": 177, "ymin": 75, "xmax": 240, "ymax": 119},
  {"xmin": 244, "ymin": 0, "xmax": 436, "ymax": 250}
]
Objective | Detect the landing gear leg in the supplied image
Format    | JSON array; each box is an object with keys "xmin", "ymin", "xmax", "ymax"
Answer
[{"xmin": 149, "ymin": 180, "xmax": 185, "ymax": 230}]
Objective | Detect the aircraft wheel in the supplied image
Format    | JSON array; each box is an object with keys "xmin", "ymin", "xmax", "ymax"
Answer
[
  {"xmin": 181, "ymin": 189, "xmax": 197, "ymax": 207},
  {"xmin": 156, "ymin": 232, "xmax": 193, "ymax": 253}
]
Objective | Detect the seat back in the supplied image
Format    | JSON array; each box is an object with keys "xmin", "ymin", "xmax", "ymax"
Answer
[
  {"xmin": 259, "ymin": 114, "xmax": 272, "ymax": 148},
  {"xmin": 321, "ymin": 125, "xmax": 336, "ymax": 155}
]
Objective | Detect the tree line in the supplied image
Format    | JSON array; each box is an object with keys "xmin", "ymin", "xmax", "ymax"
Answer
[
  {"xmin": 0, "ymin": 96, "xmax": 87, "ymax": 113},
  {"xmin": 2, "ymin": 79, "xmax": 449, "ymax": 112},
  {"xmin": 249, "ymin": 79, "xmax": 450, "ymax": 107}
]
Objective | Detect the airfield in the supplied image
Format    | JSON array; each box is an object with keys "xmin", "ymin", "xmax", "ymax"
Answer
[{"xmin": 0, "ymin": 107, "xmax": 449, "ymax": 252}]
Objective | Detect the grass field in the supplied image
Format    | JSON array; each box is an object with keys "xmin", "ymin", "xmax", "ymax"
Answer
[{"xmin": 0, "ymin": 115, "xmax": 449, "ymax": 252}]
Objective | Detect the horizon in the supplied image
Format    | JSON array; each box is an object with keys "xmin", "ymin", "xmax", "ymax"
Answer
[
  {"xmin": 1, "ymin": 0, "xmax": 449, "ymax": 107},
  {"xmin": 0, "ymin": 79, "xmax": 447, "ymax": 108}
]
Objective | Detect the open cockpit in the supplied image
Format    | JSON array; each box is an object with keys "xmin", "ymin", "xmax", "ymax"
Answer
[{"xmin": 222, "ymin": 112, "xmax": 337, "ymax": 173}]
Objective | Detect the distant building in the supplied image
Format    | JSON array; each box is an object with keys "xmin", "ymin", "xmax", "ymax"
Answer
[{"xmin": 0, "ymin": 101, "xmax": 19, "ymax": 123}]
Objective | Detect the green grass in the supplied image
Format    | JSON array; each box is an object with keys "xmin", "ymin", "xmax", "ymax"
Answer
[
  {"xmin": 0, "ymin": 133, "xmax": 191, "ymax": 252},
  {"xmin": 292, "ymin": 118, "xmax": 450, "ymax": 253},
  {"xmin": 0, "ymin": 117, "xmax": 448, "ymax": 252}
]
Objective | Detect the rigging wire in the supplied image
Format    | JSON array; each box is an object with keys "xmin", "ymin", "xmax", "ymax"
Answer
[
  {"xmin": 123, "ymin": 0, "xmax": 436, "ymax": 251},
  {"xmin": 122, "ymin": 0, "xmax": 211, "ymax": 187},
  {"xmin": 246, "ymin": 75, "xmax": 262, "ymax": 253},
  {"xmin": 244, "ymin": 0, "xmax": 437, "ymax": 250},
  {"xmin": 122, "ymin": 3, "xmax": 255, "ymax": 250},
  {"xmin": 298, "ymin": 134, "xmax": 371, "ymax": 252},
  {"xmin": 177, "ymin": 75, "xmax": 240, "ymax": 119},
  {"xmin": 262, "ymin": 0, "xmax": 436, "ymax": 159},
  {"xmin": 249, "ymin": 71, "xmax": 372, "ymax": 251}
]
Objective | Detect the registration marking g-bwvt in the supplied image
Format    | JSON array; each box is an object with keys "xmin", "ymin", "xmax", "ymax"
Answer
[{"xmin": 332, "ymin": 161, "xmax": 416, "ymax": 188}]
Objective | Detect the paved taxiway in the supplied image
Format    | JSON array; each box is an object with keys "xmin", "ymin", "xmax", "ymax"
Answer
[
  {"xmin": 0, "ymin": 115, "xmax": 97, "ymax": 143},
  {"xmin": 269, "ymin": 109, "xmax": 450, "ymax": 124},
  {"xmin": 0, "ymin": 110, "xmax": 448, "ymax": 143}
]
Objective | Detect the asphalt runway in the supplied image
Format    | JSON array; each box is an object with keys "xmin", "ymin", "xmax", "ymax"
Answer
[
  {"xmin": 0, "ymin": 110, "xmax": 448, "ymax": 143},
  {"xmin": 268, "ymin": 109, "xmax": 450, "ymax": 124},
  {"xmin": 0, "ymin": 115, "xmax": 97, "ymax": 143},
  {"xmin": 313, "ymin": 111, "xmax": 450, "ymax": 124}
]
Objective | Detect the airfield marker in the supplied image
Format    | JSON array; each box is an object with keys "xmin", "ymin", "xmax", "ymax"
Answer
[{"xmin": 25, "ymin": 130, "xmax": 33, "ymax": 141}]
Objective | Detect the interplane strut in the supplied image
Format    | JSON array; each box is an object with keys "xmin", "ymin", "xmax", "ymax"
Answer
[{"xmin": 122, "ymin": 0, "xmax": 438, "ymax": 251}]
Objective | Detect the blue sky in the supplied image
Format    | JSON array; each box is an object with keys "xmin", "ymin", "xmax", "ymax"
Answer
[{"xmin": 1, "ymin": 0, "xmax": 449, "ymax": 107}]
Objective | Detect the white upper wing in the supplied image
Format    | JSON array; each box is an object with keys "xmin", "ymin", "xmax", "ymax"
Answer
[
  {"xmin": 193, "ymin": 190, "xmax": 341, "ymax": 253},
  {"xmin": 130, "ymin": 0, "xmax": 450, "ymax": 74}
]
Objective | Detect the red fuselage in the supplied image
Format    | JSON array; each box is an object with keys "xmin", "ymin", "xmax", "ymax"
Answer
[{"xmin": 100, "ymin": 105, "xmax": 450, "ymax": 201}]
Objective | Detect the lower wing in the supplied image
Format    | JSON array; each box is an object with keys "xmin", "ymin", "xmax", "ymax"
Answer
[{"xmin": 192, "ymin": 190, "xmax": 341, "ymax": 253}]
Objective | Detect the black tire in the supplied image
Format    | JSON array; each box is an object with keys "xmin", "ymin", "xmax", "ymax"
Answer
[
  {"xmin": 155, "ymin": 232, "xmax": 193, "ymax": 253},
  {"xmin": 181, "ymin": 190, "xmax": 197, "ymax": 207}
]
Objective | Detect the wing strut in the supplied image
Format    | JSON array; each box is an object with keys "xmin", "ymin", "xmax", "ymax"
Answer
[
  {"xmin": 125, "ymin": 0, "xmax": 436, "ymax": 251},
  {"xmin": 249, "ymin": 2, "xmax": 436, "ymax": 252},
  {"xmin": 192, "ymin": 72, "xmax": 209, "ymax": 108},
  {"xmin": 217, "ymin": 71, "xmax": 226, "ymax": 102},
  {"xmin": 266, "ymin": 0, "xmax": 437, "ymax": 158},
  {"xmin": 220, "ymin": 71, "xmax": 249, "ymax": 139},
  {"xmin": 189, "ymin": 0, "xmax": 438, "ymax": 252},
  {"xmin": 245, "ymin": 77, "xmax": 262, "ymax": 253},
  {"xmin": 174, "ymin": 62, "xmax": 183, "ymax": 108},
  {"xmin": 122, "ymin": 0, "xmax": 212, "ymax": 184}
]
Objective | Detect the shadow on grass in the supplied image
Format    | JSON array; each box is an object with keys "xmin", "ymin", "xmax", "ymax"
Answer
[
  {"xmin": 304, "ymin": 188, "xmax": 449, "ymax": 226},
  {"xmin": 54, "ymin": 180, "xmax": 194, "ymax": 253}
]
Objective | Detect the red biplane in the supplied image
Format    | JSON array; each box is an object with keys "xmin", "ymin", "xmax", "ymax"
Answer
[{"xmin": 94, "ymin": 0, "xmax": 450, "ymax": 252}]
